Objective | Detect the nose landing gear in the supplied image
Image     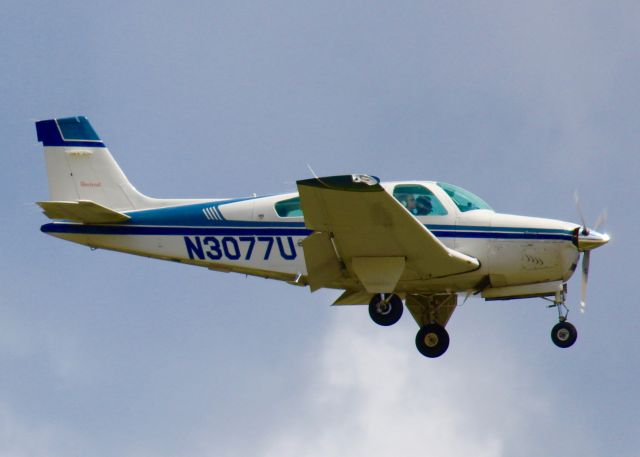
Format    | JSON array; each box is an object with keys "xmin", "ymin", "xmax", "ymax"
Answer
[
  {"xmin": 548, "ymin": 290, "xmax": 578, "ymax": 348},
  {"xmin": 551, "ymin": 321, "xmax": 578, "ymax": 348}
]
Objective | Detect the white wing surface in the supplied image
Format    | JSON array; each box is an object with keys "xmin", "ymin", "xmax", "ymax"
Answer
[{"xmin": 297, "ymin": 175, "xmax": 479, "ymax": 293}]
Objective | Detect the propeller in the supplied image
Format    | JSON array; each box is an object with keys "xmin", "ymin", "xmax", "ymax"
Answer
[
  {"xmin": 574, "ymin": 192, "xmax": 607, "ymax": 313},
  {"xmin": 593, "ymin": 208, "xmax": 608, "ymax": 232},
  {"xmin": 574, "ymin": 191, "xmax": 588, "ymax": 234},
  {"xmin": 580, "ymin": 250, "xmax": 590, "ymax": 313}
]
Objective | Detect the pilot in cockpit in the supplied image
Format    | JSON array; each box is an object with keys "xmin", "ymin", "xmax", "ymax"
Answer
[
  {"xmin": 401, "ymin": 194, "xmax": 432, "ymax": 216},
  {"xmin": 404, "ymin": 194, "xmax": 417, "ymax": 213},
  {"xmin": 415, "ymin": 196, "xmax": 432, "ymax": 215}
]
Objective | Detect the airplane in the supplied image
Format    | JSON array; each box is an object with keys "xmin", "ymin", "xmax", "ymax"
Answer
[{"xmin": 34, "ymin": 116, "xmax": 610, "ymax": 358}]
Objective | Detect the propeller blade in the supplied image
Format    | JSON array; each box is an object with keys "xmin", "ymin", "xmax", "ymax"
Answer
[
  {"xmin": 580, "ymin": 250, "xmax": 591, "ymax": 313},
  {"xmin": 593, "ymin": 208, "xmax": 608, "ymax": 231},
  {"xmin": 574, "ymin": 191, "xmax": 588, "ymax": 234}
]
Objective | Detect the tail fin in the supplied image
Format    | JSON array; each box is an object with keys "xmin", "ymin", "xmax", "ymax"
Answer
[{"xmin": 36, "ymin": 116, "xmax": 151, "ymax": 211}]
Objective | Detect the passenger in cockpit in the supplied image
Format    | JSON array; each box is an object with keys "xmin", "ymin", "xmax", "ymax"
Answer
[{"xmin": 405, "ymin": 195, "xmax": 417, "ymax": 214}]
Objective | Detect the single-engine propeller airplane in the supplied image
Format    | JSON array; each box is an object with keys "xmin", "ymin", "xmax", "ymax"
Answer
[{"xmin": 35, "ymin": 116, "xmax": 609, "ymax": 358}]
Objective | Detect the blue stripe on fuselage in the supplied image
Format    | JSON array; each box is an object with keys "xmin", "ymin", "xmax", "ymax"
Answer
[
  {"xmin": 430, "ymin": 230, "xmax": 570, "ymax": 241},
  {"xmin": 41, "ymin": 222, "xmax": 573, "ymax": 241}
]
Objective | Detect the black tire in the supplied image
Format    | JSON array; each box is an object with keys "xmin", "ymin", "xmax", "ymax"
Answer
[
  {"xmin": 368, "ymin": 294, "xmax": 403, "ymax": 326},
  {"xmin": 415, "ymin": 323, "xmax": 450, "ymax": 358},
  {"xmin": 551, "ymin": 321, "xmax": 578, "ymax": 348}
]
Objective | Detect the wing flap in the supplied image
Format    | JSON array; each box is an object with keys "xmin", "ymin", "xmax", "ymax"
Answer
[
  {"xmin": 351, "ymin": 256, "xmax": 405, "ymax": 293},
  {"xmin": 302, "ymin": 232, "xmax": 344, "ymax": 292},
  {"xmin": 37, "ymin": 200, "xmax": 131, "ymax": 224}
]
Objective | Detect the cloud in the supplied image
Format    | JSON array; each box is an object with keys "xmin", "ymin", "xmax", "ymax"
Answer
[
  {"xmin": 257, "ymin": 315, "xmax": 503, "ymax": 457},
  {"xmin": 0, "ymin": 401, "xmax": 84, "ymax": 457},
  {"xmin": 255, "ymin": 310, "xmax": 600, "ymax": 457}
]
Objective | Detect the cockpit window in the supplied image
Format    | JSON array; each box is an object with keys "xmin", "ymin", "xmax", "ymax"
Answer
[
  {"xmin": 392, "ymin": 185, "xmax": 448, "ymax": 216},
  {"xmin": 275, "ymin": 196, "xmax": 303, "ymax": 217},
  {"xmin": 437, "ymin": 182, "xmax": 493, "ymax": 212}
]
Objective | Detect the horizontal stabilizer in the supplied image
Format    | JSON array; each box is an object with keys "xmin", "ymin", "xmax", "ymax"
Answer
[{"xmin": 37, "ymin": 200, "xmax": 131, "ymax": 224}]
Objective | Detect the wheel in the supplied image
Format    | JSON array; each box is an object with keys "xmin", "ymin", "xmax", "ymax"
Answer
[
  {"xmin": 368, "ymin": 294, "xmax": 403, "ymax": 326},
  {"xmin": 415, "ymin": 323, "xmax": 450, "ymax": 358},
  {"xmin": 551, "ymin": 321, "xmax": 578, "ymax": 348}
]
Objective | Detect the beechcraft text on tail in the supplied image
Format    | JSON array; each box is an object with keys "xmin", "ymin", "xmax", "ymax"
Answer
[{"xmin": 35, "ymin": 116, "xmax": 609, "ymax": 358}]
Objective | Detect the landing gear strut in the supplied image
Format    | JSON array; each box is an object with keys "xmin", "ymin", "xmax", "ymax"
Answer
[
  {"xmin": 368, "ymin": 293, "xmax": 403, "ymax": 326},
  {"xmin": 548, "ymin": 289, "xmax": 578, "ymax": 348}
]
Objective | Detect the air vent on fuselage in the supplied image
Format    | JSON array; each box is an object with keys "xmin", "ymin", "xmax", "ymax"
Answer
[{"xmin": 202, "ymin": 206, "xmax": 224, "ymax": 221}]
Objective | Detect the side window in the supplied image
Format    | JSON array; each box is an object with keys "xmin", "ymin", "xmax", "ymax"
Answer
[
  {"xmin": 392, "ymin": 185, "xmax": 448, "ymax": 216},
  {"xmin": 275, "ymin": 196, "xmax": 303, "ymax": 217}
]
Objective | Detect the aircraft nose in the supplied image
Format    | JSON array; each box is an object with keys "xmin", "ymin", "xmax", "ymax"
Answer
[{"xmin": 576, "ymin": 228, "xmax": 610, "ymax": 252}]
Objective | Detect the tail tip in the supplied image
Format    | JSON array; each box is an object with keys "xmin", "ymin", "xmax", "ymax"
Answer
[{"xmin": 36, "ymin": 116, "xmax": 105, "ymax": 147}]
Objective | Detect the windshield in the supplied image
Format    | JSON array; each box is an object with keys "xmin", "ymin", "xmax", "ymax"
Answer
[{"xmin": 437, "ymin": 182, "xmax": 493, "ymax": 213}]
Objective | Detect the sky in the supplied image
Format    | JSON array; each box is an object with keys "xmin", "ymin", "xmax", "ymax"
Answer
[{"xmin": 1, "ymin": 1, "xmax": 639, "ymax": 456}]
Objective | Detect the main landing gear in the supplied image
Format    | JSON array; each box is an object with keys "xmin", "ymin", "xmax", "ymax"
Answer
[
  {"xmin": 548, "ymin": 291, "xmax": 578, "ymax": 348},
  {"xmin": 368, "ymin": 293, "xmax": 403, "ymax": 326},
  {"xmin": 368, "ymin": 293, "xmax": 451, "ymax": 358},
  {"xmin": 415, "ymin": 323, "xmax": 449, "ymax": 358}
]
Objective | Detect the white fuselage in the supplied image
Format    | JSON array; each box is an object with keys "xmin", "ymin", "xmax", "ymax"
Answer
[{"xmin": 42, "ymin": 181, "xmax": 580, "ymax": 295}]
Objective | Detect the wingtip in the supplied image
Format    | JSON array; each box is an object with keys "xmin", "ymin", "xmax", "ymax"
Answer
[{"xmin": 296, "ymin": 174, "xmax": 381, "ymax": 192}]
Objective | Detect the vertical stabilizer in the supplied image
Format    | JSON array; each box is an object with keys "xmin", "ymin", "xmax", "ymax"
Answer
[{"xmin": 36, "ymin": 116, "xmax": 150, "ymax": 211}]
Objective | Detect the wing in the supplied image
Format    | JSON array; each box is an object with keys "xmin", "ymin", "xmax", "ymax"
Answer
[{"xmin": 297, "ymin": 175, "xmax": 479, "ymax": 292}]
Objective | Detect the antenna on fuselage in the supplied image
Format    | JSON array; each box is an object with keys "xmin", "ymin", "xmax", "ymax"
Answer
[
  {"xmin": 306, "ymin": 163, "xmax": 320, "ymax": 180},
  {"xmin": 305, "ymin": 163, "xmax": 332, "ymax": 188}
]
